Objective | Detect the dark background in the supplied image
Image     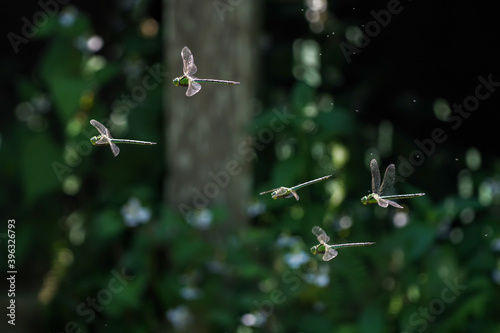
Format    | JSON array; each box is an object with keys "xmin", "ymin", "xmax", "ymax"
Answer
[{"xmin": 1, "ymin": 0, "xmax": 499, "ymax": 332}]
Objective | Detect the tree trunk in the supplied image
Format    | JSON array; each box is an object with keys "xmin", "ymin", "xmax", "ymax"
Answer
[{"xmin": 164, "ymin": 0, "xmax": 257, "ymax": 229}]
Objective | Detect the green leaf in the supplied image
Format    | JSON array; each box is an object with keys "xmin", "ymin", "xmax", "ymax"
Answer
[
  {"xmin": 316, "ymin": 108, "xmax": 355, "ymax": 134},
  {"xmin": 21, "ymin": 131, "xmax": 60, "ymax": 204},
  {"xmin": 93, "ymin": 210, "xmax": 124, "ymax": 241},
  {"xmin": 103, "ymin": 270, "xmax": 148, "ymax": 316},
  {"xmin": 359, "ymin": 303, "xmax": 385, "ymax": 333},
  {"xmin": 39, "ymin": 38, "xmax": 95, "ymax": 122},
  {"xmin": 291, "ymin": 81, "xmax": 315, "ymax": 110}
]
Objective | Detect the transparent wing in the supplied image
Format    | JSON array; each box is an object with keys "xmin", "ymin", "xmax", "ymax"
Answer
[
  {"xmin": 181, "ymin": 46, "xmax": 197, "ymax": 77},
  {"xmin": 370, "ymin": 159, "xmax": 381, "ymax": 194},
  {"xmin": 375, "ymin": 196, "xmax": 389, "ymax": 208},
  {"xmin": 378, "ymin": 164, "xmax": 396, "ymax": 196},
  {"xmin": 290, "ymin": 191, "xmax": 299, "ymax": 201},
  {"xmin": 273, "ymin": 187, "xmax": 290, "ymax": 198},
  {"xmin": 90, "ymin": 119, "xmax": 113, "ymax": 139},
  {"xmin": 109, "ymin": 142, "xmax": 120, "ymax": 157},
  {"xmin": 259, "ymin": 188, "xmax": 278, "ymax": 195},
  {"xmin": 186, "ymin": 81, "xmax": 202, "ymax": 96},
  {"xmin": 322, "ymin": 247, "xmax": 338, "ymax": 261},
  {"xmin": 385, "ymin": 199, "xmax": 403, "ymax": 209},
  {"xmin": 312, "ymin": 226, "xmax": 330, "ymax": 244}
]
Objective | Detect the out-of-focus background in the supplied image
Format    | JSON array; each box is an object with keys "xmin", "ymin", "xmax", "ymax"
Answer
[{"xmin": 1, "ymin": 0, "xmax": 500, "ymax": 332}]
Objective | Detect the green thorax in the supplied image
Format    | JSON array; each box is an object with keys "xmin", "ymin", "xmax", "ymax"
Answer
[
  {"xmin": 310, "ymin": 244, "xmax": 327, "ymax": 255},
  {"xmin": 90, "ymin": 136, "xmax": 101, "ymax": 146},
  {"xmin": 271, "ymin": 187, "xmax": 293, "ymax": 199},
  {"xmin": 361, "ymin": 193, "xmax": 378, "ymax": 205},
  {"xmin": 173, "ymin": 76, "xmax": 190, "ymax": 87}
]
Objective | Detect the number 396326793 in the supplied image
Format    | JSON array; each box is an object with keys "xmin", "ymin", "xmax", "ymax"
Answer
[{"xmin": 7, "ymin": 219, "xmax": 15, "ymax": 269}]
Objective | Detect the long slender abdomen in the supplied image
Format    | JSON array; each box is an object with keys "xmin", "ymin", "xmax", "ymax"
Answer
[
  {"xmin": 112, "ymin": 139, "xmax": 157, "ymax": 145},
  {"xmin": 195, "ymin": 78, "xmax": 240, "ymax": 85},
  {"xmin": 381, "ymin": 193, "xmax": 425, "ymax": 199}
]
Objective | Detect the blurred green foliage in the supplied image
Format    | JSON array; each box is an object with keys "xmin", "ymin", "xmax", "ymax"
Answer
[{"xmin": 1, "ymin": 1, "xmax": 500, "ymax": 333}]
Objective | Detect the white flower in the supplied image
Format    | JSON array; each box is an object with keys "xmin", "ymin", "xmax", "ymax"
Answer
[
  {"xmin": 490, "ymin": 237, "xmax": 500, "ymax": 251},
  {"xmin": 121, "ymin": 197, "xmax": 151, "ymax": 227},
  {"xmin": 492, "ymin": 269, "xmax": 500, "ymax": 285},
  {"xmin": 180, "ymin": 286, "xmax": 202, "ymax": 300},
  {"xmin": 284, "ymin": 250, "xmax": 310, "ymax": 269},
  {"xmin": 241, "ymin": 312, "xmax": 266, "ymax": 327},
  {"xmin": 187, "ymin": 209, "xmax": 213, "ymax": 230},
  {"xmin": 306, "ymin": 265, "xmax": 330, "ymax": 287},
  {"xmin": 166, "ymin": 305, "xmax": 193, "ymax": 330},
  {"xmin": 247, "ymin": 201, "xmax": 266, "ymax": 217},
  {"xmin": 275, "ymin": 234, "xmax": 300, "ymax": 248}
]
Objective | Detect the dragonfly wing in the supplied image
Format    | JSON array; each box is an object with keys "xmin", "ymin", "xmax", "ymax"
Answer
[
  {"xmin": 312, "ymin": 226, "xmax": 330, "ymax": 244},
  {"xmin": 370, "ymin": 159, "xmax": 381, "ymax": 194},
  {"xmin": 182, "ymin": 46, "xmax": 198, "ymax": 76},
  {"xmin": 186, "ymin": 80, "xmax": 202, "ymax": 96},
  {"xmin": 379, "ymin": 164, "xmax": 396, "ymax": 196},
  {"xmin": 259, "ymin": 188, "xmax": 277, "ymax": 195},
  {"xmin": 376, "ymin": 197, "xmax": 389, "ymax": 208},
  {"xmin": 90, "ymin": 119, "xmax": 109, "ymax": 137},
  {"xmin": 323, "ymin": 247, "xmax": 338, "ymax": 261},
  {"xmin": 386, "ymin": 199, "xmax": 404, "ymax": 209},
  {"xmin": 109, "ymin": 142, "xmax": 120, "ymax": 157},
  {"xmin": 290, "ymin": 191, "xmax": 299, "ymax": 201}
]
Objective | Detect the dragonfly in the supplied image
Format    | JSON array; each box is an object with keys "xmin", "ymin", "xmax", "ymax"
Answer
[
  {"xmin": 310, "ymin": 226, "xmax": 375, "ymax": 261},
  {"xmin": 361, "ymin": 159, "xmax": 425, "ymax": 208},
  {"xmin": 90, "ymin": 119, "xmax": 157, "ymax": 157},
  {"xmin": 259, "ymin": 175, "xmax": 333, "ymax": 201},
  {"xmin": 173, "ymin": 46, "xmax": 240, "ymax": 97}
]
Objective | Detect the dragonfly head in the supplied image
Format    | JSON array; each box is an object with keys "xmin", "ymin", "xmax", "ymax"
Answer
[
  {"xmin": 172, "ymin": 77, "xmax": 180, "ymax": 86},
  {"xmin": 360, "ymin": 195, "xmax": 369, "ymax": 205},
  {"xmin": 310, "ymin": 245, "xmax": 318, "ymax": 255},
  {"xmin": 270, "ymin": 191, "xmax": 278, "ymax": 199},
  {"xmin": 90, "ymin": 136, "xmax": 100, "ymax": 146}
]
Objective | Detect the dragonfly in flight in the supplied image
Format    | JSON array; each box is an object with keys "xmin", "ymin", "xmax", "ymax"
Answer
[
  {"xmin": 173, "ymin": 46, "xmax": 240, "ymax": 96},
  {"xmin": 310, "ymin": 226, "xmax": 375, "ymax": 261},
  {"xmin": 361, "ymin": 159, "xmax": 425, "ymax": 208},
  {"xmin": 90, "ymin": 119, "xmax": 156, "ymax": 157},
  {"xmin": 259, "ymin": 175, "xmax": 333, "ymax": 201}
]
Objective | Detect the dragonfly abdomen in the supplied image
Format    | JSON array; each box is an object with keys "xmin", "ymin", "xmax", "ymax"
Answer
[
  {"xmin": 112, "ymin": 139, "xmax": 157, "ymax": 146},
  {"xmin": 194, "ymin": 78, "xmax": 240, "ymax": 85},
  {"xmin": 380, "ymin": 193, "xmax": 425, "ymax": 200},
  {"xmin": 332, "ymin": 242, "xmax": 375, "ymax": 249}
]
